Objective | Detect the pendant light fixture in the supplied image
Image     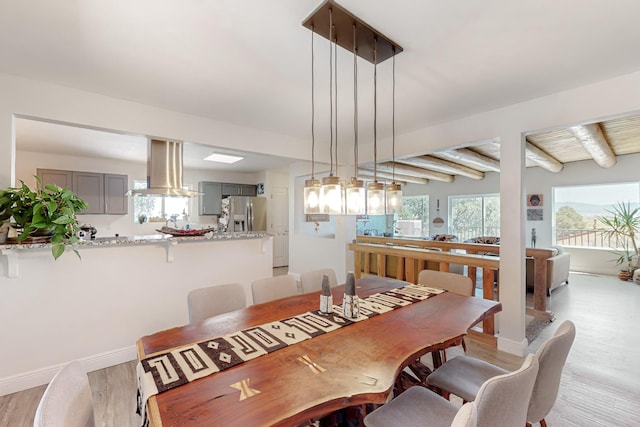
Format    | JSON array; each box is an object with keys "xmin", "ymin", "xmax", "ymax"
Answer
[
  {"xmin": 320, "ymin": 7, "xmax": 344, "ymax": 215},
  {"xmin": 386, "ymin": 50, "xmax": 403, "ymax": 214},
  {"xmin": 367, "ymin": 37, "xmax": 386, "ymax": 215},
  {"xmin": 303, "ymin": 25, "xmax": 322, "ymax": 214},
  {"xmin": 345, "ymin": 23, "xmax": 366, "ymax": 215}
]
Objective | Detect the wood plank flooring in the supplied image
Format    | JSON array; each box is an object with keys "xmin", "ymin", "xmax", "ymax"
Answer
[{"xmin": 1, "ymin": 272, "xmax": 638, "ymax": 427}]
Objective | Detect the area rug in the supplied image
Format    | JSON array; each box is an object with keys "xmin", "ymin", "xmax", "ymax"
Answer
[{"xmin": 526, "ymin": 315, "xmax": 552, "ymax": 344}]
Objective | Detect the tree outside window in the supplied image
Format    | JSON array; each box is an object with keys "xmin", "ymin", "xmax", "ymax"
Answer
[
  {"xmin": 449, "ymin": 194, "xmax": 500, "ymax": 241},
  {"xmin": 395, "ymin": 196, "xmax": 429, "ymax": 237}
]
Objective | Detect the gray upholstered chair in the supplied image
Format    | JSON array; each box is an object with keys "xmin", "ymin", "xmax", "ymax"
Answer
[
  {"xmin": 251, "ymin": 275, "xmax": 298, "ymax": 304},
  {"xmin": 427, "ymin": 320, "xmax": 576, "ymax": 427},
  {"xmin": 33, "ymin": 360, "xmax": 95, "ymax": 427},
  {"xmin": 187, "ymin": 283, "xmax": 246, "ymax": 322},
  {"xmin": 365, "ymin": 354, "xmax": 539, "ymax": 427},
  {"xmin": 299, "ymin": 268, "xmax": 338, "ymax": 294}
]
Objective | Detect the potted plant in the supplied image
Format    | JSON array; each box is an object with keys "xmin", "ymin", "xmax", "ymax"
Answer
[
  {"xmin": 0, "ymin": 177, "xmax": 88, "ymax": 259},
  {"xmin": 598, "ymin": 201, "xmax": 640, "ymax": 281}
]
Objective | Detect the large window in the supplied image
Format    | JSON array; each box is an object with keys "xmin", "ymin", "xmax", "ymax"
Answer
[
  {"xmin": 395, "ymin": 195, "xmax": 429, "ymax": 237},
  {"xmin": 554, "ymin": 182, "xmax": 640, "ymax": 248},
  {"xmin": 449, "ymin": 194, "xmax": 500, "ymax": 241},
  {"xmin": 133, "ymin": 180, "xmax": 190, "ymax": 223}
]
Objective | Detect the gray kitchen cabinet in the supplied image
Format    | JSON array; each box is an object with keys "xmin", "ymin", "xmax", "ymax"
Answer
[
  {"xmin": 241, "ymin": 184, "xmax": 257, "ymax": 196},
  {"xmin": 37, "ymin": 168, "xmax": 128, "ymax": 215},
  {"xmin": 222, "ymin": 183, "xmax": 241, "ymax": 196},
  {"xmin": 199, "ymin": 181, "xmax": 223, "ymax": 215}
]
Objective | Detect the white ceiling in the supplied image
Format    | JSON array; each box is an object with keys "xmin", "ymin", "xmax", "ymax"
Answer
[{"xmin": 4, "ymin": 0, "xmax": 640, "ymax": 171}]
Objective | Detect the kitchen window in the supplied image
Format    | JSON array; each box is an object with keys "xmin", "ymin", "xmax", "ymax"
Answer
[{"xmin": 132, "ymin": 180, "xmax": 190, "ymax": 223}]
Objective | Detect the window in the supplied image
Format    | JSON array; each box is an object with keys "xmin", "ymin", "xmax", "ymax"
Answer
[
  {"xmin": 133, "ymin": 180, "xmax": 190, "ymax": 223},
  {"xmin": 553, "ymin": 182, "xmax": 640, "ymax": 247},
  {"xmin": 449, "ymin": 194, "xmax": 500, "ymax": 241},
  {"xmin": 395, "ymin": 195, "xmax": 429, "ymax": 237}
]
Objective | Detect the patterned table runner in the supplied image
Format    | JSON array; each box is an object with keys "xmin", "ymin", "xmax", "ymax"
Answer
[{"xmin": 136, "ymin": 283, "xmax": 444, "ymax": 425}]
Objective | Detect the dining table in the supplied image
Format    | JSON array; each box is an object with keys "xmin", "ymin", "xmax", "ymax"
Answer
[{"xmin": 136, "ymin": 276, "xmax": 501, "ymax": 427}]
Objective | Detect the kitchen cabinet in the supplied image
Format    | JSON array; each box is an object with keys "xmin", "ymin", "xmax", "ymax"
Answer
[
  {"xmin": 222, "ymin": 183, "xmax": 257, "ymax": 196},
  {"xmin": 199, "ymin": 181, "xmax": 222, "ymax": 215},
  {"xmin": 37, "ymin": 169, "xmax": 128, "ymax": 215}
]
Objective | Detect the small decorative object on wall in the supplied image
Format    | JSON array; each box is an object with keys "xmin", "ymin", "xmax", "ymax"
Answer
[
  {"xmin": 527, "ymin": 208, "xmax": 543, "ymax": 221},
  {"xmin": 531, "ymin": 227, "xmax": 537, "ymax": 247},
  {"xmin": 257, "ymin": 183, "xmax": 265, "ymax": 195},
  {"xmin": 527, "ymin": 194, "xmax": 543, "ymax": 207}
]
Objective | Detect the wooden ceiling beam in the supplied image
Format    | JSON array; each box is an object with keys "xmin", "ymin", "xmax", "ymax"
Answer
[
  {"xmin": 435, "ymin": 148, "xmax": 501, "ymax": 172},
  {"xmin": 525, "ymin": 141, "xmax": 564, "ymax": 172},
  {"xmin": 397, "ymin": 155, "xmax": 485, "ymax": 180},
  {"xmin": 569, "ymin": 123, "xmax": 617, "ymax": 168},
  {"xmin": 358, "ymin": 168, "xmax": 428, "ymax": 184},
  {"xmin": 375, "ymin": 162, "xmax": 454, "ymax": 182}
]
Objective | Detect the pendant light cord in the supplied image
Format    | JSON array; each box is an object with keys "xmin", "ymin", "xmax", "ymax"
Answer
[
  {"xmin": 311, "ymin": 25, "xmax": 315, "ymax": 179},
  {"xmin": 373, "ymin": 37, "xmax": 378, "ymax": 183},
  {"xmin": 353, "ymin": 24, "xmax": 358, "ymax": 180},
  {"xmin": 392, "ymin": 49, "xmax": 396, "ymax": 183},
  {"xmin": 328, "ymin": 8, "xmax": 334, "ymax": 176},
  {"xmin": 334, "ymin": 33, "xmax": 339, "ymax": 175}
]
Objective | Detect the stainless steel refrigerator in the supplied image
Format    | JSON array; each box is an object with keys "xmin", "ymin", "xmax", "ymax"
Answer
[{"xmin": 225, "ymin": 196, "xmax": 267, "ymax": 232}]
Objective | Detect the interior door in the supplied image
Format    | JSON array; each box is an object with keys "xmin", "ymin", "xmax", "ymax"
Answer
[{"xmin": 271, "ymin": 187, "xmax": 289, "ymax": 267}]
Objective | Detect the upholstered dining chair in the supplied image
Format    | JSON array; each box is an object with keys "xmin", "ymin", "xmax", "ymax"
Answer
[
  {"xmin": 251, "ymin": 275, "xmax": 298, "ymax": 304},
  {"xmin": 299, "ymin": 268, "xmax": 338, "ymax": 294},
  {"xmin": 33, "ymin": 360, "xmax": 95, "ymax": 427},
  {"xmin": 365, "ymin": 354, "xmax": 539, "ymax": 427},
  {"xmin": 187, "ymin": 283, "xmax": 247, "ymax": 322},
  {"xmin": 427, "ymin": 320, "xmax": 576, "ymax": 427}
]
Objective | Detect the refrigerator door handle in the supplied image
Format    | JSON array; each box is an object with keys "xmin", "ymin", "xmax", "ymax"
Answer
[{"xmin": 249, "ymin": 201, "xmax": 254, "ymax": 231}]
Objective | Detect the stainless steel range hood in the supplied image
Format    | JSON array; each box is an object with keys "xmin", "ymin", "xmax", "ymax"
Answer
[{"xmin": 129, "ymin": 139, "xmax": 200, "ymax": 197}]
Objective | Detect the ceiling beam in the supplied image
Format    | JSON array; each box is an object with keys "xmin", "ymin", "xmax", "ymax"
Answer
[
  {"xmin": 435, "ymin": 148, "xmax": 501, "ymax": 172},
  {"xmin": 525, "ymin": 141, "xmax": 564, "ymax": 173},
  {"xmin": 358, "ymin": 168, "xmax": 428, "ymax": 185},
  {"xmin": 397, "ymin": 155, "xmax": 485, "ymax": 180},
  {"xmin": 569, "ymin": 123, "xmax": 617, "ymax": 168},
  {"xmin": 355, "ymin": 174, "xmax": 408, "ymax": 186},
  {"xmin": 374, "ymin": 162, "xmax": 454, "ymax": 182}
]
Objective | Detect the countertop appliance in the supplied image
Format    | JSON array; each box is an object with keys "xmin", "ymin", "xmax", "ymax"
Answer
[{"xmin": 224, "ymin": 196, "xmax": 267, "ymax": 232}]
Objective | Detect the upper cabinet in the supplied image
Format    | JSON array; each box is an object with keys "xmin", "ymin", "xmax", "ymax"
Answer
[
  {"xmin": 37, "ymin": 169, "xmax": 128, "ymax": 215},
  {"xmin": 199, "ymin": 181, "xmax": 222, "ymax": 215},
  {"xmin": 221, "ymin": 183, "xmax": 257, "ymax": 197}
]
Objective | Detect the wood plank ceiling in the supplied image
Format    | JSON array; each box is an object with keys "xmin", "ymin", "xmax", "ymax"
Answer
[{"xmin": 358, "ymin": 114, "xmax": 640, "ymax": 185}]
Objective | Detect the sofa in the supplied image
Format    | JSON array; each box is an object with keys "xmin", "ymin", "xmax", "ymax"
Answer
[{"xmin": 526, "ymin": 245, "xmax": 570, "ymax": 295}]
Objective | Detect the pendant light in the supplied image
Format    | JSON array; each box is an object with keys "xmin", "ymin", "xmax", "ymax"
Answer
[
  {"xmin": 367, "ymin": 37, "xmax": 386, "ymax": 215},
  {"xmin": 303, "ymin": 24, "xmax": 322, "ymax": 214},
  {"xmin": 386, "ymin": 49, "xmax": 403, "ymax": 214},
  {"xmin": 320, "ymin": 7, "xmax": 344, "ymax": 215},
  {"xmin": 345, "ymin": 23, "xmax": 366, "ymax": 215}
]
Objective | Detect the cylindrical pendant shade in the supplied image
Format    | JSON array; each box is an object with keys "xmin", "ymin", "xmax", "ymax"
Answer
[
  {"xmin": 367, "ymin": 181, "xmax": 386, "ymax": 215},
  {"xmin": 345, "ymin": 179, "xmax": 366, "ymax": 215},
  {"xmin": 386, "ymin": 183, "xmax": 403, "ymax": 214},
  {"xmin": 304, "ymin": 178, "xmax": 322, "ymax": 214},
  {"xmin": 321, "ymin": 176, "xmax": 344, "ymax": 215}
]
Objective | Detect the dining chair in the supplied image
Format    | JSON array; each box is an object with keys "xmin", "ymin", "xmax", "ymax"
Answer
[
  {"xmin": 251, "ymin": 274, "xmax": 298, "ymax": 304},
  {"xmin": 364, "ymin": 354, "xmax": 539, "ymax": 427},
  {"xmin": 299, "ymin": 268, "xmax": 338, "ymax": 293},
  {"xmin": 187, "ymin": 283, "xmax": 247, "ymax": 322},
  {"xmin": 33, "ymin": 360, "xmax": 95, "ymax": 427},
  {"xmin": 427, "ymin": 320, "xmax": 576, "ymax": 427}
]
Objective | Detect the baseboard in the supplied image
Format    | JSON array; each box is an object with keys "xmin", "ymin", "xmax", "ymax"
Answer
[
  {"xmin": 0, "ymin": 345, "xmax": 137, "ymax": 396},
  {"xmin": 497, "ymin": 336, "xmax": 528, "ymax": 357}
]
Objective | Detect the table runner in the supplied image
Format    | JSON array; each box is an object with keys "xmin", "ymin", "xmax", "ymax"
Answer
[{"xmin": 136, "ymin": 283, "xmax": 444, "ymax": 425}]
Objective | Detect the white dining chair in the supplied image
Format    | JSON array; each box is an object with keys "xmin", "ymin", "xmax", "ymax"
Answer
[
  {"xmin": 251, "ymin": 275, "xmax": 298, "ymax": 304},
  {"xmin": 364, "ymin": 354, "xmax": 539, "ymax": 427},
  {"xmin": 187, "ymin": 283, "xmax": 247, "ymax": 322},
  {"xmin": 299, "ymin": 268, "xmax": 338, "ymax": 293},
  {"xmin": 427, "ymin": 320, "xmax": 576, "ymax": 427},
  {"xmin": 33, "ymin": 360, "xmax": 95, "ymax": 427}
]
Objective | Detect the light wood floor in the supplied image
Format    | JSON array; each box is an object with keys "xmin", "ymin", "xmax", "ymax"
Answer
[{"xmin": 2, "ymin": 272, "xmax": 638, "ymax": 427}]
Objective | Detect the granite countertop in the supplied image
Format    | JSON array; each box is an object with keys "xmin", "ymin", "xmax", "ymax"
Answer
[{"xmin": 0, "ymin": 231, "xmax": 272, "ymax": 251}]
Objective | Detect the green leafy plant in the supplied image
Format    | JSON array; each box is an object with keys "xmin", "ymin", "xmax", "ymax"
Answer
[
  {"xmin": 598, "ymin": 201, "xmax": 640, "ymax": 272},
  {"xmin": 0, "ymin": 177, "xmax": 88, "ymax": 259}
]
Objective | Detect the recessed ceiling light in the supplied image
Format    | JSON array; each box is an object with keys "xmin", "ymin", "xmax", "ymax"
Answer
[{"xmin": 204, "ymin": 153, "xmax": 244, "ymax": 164}]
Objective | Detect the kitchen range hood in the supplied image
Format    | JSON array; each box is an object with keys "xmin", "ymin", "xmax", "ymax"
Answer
[{"xmin": 129, "ymin": 139, "xmax": 200, "ymax": 197}]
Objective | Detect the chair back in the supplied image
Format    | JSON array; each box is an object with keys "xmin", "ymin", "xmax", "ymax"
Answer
[
  {"xmin": 473, "ymin": 353, "xmax": 539, "ymax": 427},
  {"xmin": 188, "ymin": 283, "xmax": 246, "ymax": 322},
  {"xmin": 451, "ymin": 402, "xmax": 477, "ymax": 427},
  {"xmin": 251, "ymin": 275, "xmax": 298, "ymax": 304},
  {"xmin": 299, "ymin": 268, "xmax": 338, "ymax": 294},
  {"xmin": 527, "ymin": 320, "xmax": 576, "ymax": 424},
  {"xmin": 34, "ymin": 360, "xmax": 95, "ymax": 427},
  {"xmin": 418, "ymin": 269, "xmax": 473, "ymax": 296}
]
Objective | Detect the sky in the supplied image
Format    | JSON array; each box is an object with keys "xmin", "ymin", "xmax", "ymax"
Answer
[{"xmin": 554, "ymin": 183, "xmax": 640, "ymax": 206}]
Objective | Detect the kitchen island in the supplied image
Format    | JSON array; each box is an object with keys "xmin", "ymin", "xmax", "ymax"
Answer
[{"xmin": 0, "ymin": 232, "xmax": 273, "ymax": 396}]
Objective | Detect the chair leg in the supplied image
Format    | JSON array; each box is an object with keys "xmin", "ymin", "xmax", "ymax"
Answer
[{"xmin": 541, "ymin": 419, "xmax": 547, "ymax": 427}]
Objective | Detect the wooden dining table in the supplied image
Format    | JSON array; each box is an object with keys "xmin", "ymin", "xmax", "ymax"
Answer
[{"xmin": 136, "ymin": 276, "xmax": 501, "ymax": 427}]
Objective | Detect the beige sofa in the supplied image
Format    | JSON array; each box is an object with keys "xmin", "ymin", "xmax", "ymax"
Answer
[{"xmin": 526, "ymin": 246, "xmax": 570, "ymax": 295}]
